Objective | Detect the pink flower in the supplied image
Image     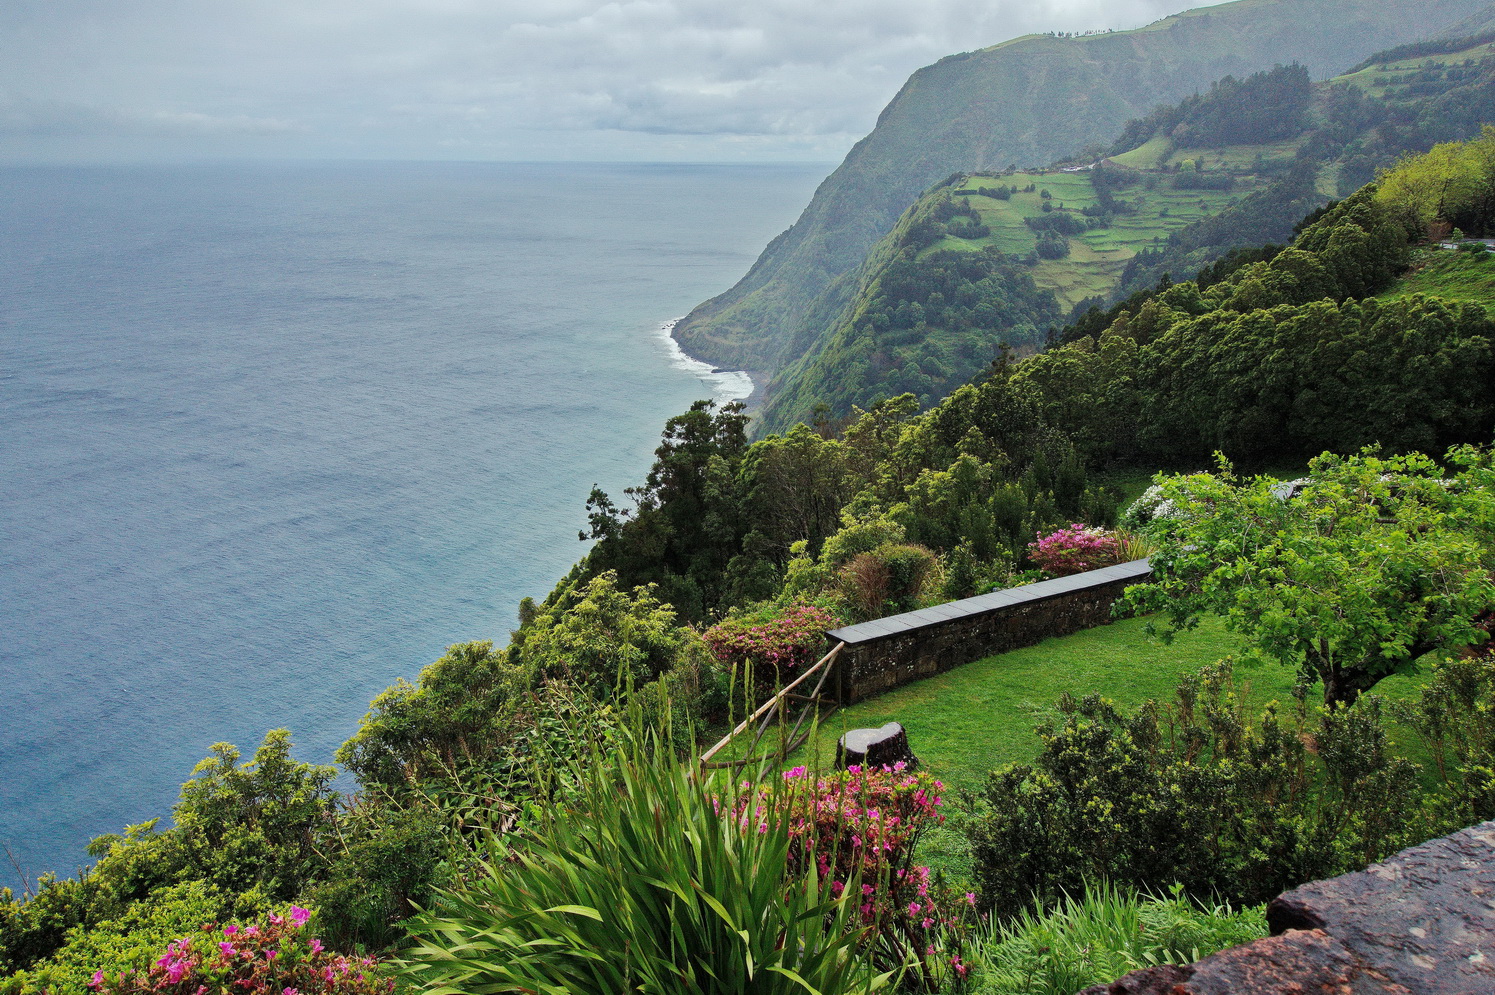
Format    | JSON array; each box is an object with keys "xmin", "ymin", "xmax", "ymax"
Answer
[
  {"xmin": 88, "ymin": 971, "xmax": 104, "ymax": 991},
  {"xmin": 309, "ymin": 938, "xmax": 324, "ymax": 954},
  {"xmin": 223, "ymin": 925, "xmax": 239, "ymax": 937},
  {"xmin": 289, "ymin": 906, "xmax": 311, "ymax": 927},
  {"xmin": 219, "ymin": 942, "xmax": 236, "ymax": 956}
]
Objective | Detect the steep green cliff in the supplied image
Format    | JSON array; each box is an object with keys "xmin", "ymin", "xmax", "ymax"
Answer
[
  {"xmin": 756, "ymin": 35, "xmax": 1495, "ymax": 433},
  {"xmin": 672, "ymin": 0, "xmax": 1488, "ymax": 376}
]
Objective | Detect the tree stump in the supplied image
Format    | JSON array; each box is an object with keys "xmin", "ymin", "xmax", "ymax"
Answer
[{"xmin": 837, "ymin": 722, "xmax": 918, "ymax": 770}]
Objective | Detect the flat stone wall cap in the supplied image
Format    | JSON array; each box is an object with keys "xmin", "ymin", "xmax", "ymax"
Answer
[
  {"xmin": 964, "ymin": 589, "xmax": 1023, "ymax": 611},
  {"xmin": 906, "ymin": 602, "xmax": 966, "ymax": 623},
  {"xmin": 828, "ymin": 558, "xmax": 1147, "ymax": 645},
  {"xmin": 828, "ymin": 617, "xmax": 901, "ymax": 642},
  {"xmin": 1267, "ymin": 819, "xmax": 1495, "ymax": 993}
]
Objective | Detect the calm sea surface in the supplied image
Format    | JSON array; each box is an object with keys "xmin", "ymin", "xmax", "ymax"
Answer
[{"xmin": 0, "ymin": 160, "xmax": 825, "ymax": 887}]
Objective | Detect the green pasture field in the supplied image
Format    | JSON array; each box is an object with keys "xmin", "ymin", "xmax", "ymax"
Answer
[
  {"xmin": 1335, "ymin": 42, "xmax": 1495, "ymax": 98},
  {"xmin": 930, "ymin": 169, "xmax": 1261, "ymax": 308}
]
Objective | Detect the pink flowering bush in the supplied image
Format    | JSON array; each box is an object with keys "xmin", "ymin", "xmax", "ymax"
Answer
[
  {"xmin": 703, "ymin": 601, "xmax": 841, "ymax": 682},
  {"xmin": 87, "ymin": 906, "xmax": 394, "ymax": 995},
  {"xmin": 742, "ymin": 765, "xmax": 976, "ymax": 990},
  {"xmin": 1028, "ymin": 524, "xmax": 1122, "ymax": 576}
]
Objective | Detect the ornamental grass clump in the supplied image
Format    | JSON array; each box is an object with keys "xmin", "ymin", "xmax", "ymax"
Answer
[
  {"xmin": 1028, "ymin": 524, "xmax": 1121, "ymax": 576},
  {"xmin": 401, "ymin": 731, "xmax": 899, "ymax": 995},
  {"xmin": 87, "ymin": 906, "xmax": 394, "ymax": 995},
  {"xmin": 967, "ymin": 882, "xmax": 1265, "ymax": 995}
]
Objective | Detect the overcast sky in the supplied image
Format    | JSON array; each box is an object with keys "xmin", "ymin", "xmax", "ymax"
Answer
[{"xmin": 1, "ymin": 0, "xmax": 1232, "ymax": 163}]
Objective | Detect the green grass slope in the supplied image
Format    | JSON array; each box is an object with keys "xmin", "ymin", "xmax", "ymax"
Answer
[
  {"xmin": 1378, "ymin": 244, "xmax": 1495, "ymax": 307},
  {"xmin": 670, "ymin": 0, "xmax": 1487, "ymax": 373}
]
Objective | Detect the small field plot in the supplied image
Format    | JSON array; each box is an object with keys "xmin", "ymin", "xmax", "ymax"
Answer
[
  {"xmin": 1166, "ymin": 140, "xmax": 1300, "ymax": 171},
  {"xmin": 1335, "ymin": 44, "xmax": 1495, "ymax": 98},
  {"xmin": 1032, "ymin": 242, "xmax": 1129, "ymax": 309},
  {"xmin": 1110, "ymin": 135, "xmax": 1172, "ymax": 170}
]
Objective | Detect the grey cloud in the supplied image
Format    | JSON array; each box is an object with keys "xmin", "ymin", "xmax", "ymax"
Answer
[{"xmin": 0, "ymin": 0, "xmax": 1229, "ymax": 160}]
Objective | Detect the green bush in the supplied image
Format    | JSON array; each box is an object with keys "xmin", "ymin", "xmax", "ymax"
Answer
[
  {"xmin": 515, "ymin": 572, "xmax": 700, "ymax": 700},
  {"xmin": 968, "ymin": 662, "xmax": 1426, "ymax": 914},
  {"xmin": 0, "ymin": 882, "xmax": 268, "ymax": 995},
  {"xmin": 1401, "ymin": 653, "xmax": 1495, "ymax": 830},
  {"xmin": 838, "ymin": 543, "xmax": 939, "ymax": 621},
  {"xmin": 1, "ymin": 875, "xmax": 103, "ymax": 979}
]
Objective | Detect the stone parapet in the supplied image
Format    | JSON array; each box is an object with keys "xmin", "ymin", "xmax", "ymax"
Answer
[{"xmin": 825, "ymin": 559, "xmax": 1151, "ymax": 704}]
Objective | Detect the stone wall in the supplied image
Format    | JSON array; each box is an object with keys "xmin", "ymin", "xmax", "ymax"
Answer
[{"xmin": 825, "ymin": 559, "xmax": 1152, "ymax": 705}]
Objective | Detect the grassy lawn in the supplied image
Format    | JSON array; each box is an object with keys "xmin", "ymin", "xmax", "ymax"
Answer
[{"xmin": 791, "ymin": 615, "xmax": 1273, "ymax": 794}]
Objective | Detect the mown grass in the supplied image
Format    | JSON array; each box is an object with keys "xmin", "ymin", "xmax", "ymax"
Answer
[{"xmin": 793, "ymin": 616, "xmax": 1268, "ymax": 793}]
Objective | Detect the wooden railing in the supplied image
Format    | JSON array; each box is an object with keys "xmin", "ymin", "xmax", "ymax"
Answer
[{"xmin": 696, "ymin": 642, "xmax": 844, "ymax": 772}]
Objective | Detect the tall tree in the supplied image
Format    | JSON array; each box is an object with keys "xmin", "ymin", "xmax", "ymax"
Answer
[{"xmin": 1126, "ymin": 448, "xmax": 1495, "ymax": 706}]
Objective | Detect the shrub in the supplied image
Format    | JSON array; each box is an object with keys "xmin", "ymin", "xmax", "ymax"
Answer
[
  {"xmin": 515, "ymin": 572, "xmax": 694, "ymax": 698},
  {"xmin": 1401, "ymin": 654, "xmax": 1495, "ymax": 829},
  {"xmin": 87, "ymin": 906, "xmax": 394, "ymax": 995},
  {"xmin": 838, "ymin": 544, "xmax": 939, "ymax": 621},
  {"xmin": 0, "ymin": 883, "xmax": 267, "ymax": 995},
  {"xmin": 1027, "ymin": 524, "xmax": 1120, "ymax": 575},
  {"xmin": 767, "ymin": 765, "xmax": 976, "ymax": 989},
  {"xmin": 703, "ymin": 602, "xmax": 843, "ymax": 683},
  {"xmin": 968, "ymin": 661, "xmax": 1426, "ymax": 915},
  {"xmin": 1118, "ymin": 484, "xmax": 1169, "ymax": 530}
]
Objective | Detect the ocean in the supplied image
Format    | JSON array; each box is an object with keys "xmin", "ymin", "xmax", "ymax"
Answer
[{"xmin": 0, "ymin": 160, "xmax": 826, "ymax": 888}]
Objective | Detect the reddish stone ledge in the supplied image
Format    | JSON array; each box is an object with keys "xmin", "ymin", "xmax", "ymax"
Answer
[{"xmin": 1077, "ymin": 820, "xmax": 1495, "ymax": 995}]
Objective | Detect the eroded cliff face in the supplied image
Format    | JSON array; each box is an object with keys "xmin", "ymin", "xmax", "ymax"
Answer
[{"xmin": 671, "ymin": 0, "xmax": 1487, "ymax": 374}]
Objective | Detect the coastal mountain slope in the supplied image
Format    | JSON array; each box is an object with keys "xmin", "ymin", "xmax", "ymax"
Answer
[
  {"xmin": 671, "ymin": 0, "xmax": 1488, "ymax": 375},
  {"xmin": 756, "ymin": 38, "xmax": 1495, "ymax": 433}
]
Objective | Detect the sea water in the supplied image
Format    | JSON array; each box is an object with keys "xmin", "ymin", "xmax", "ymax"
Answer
[{"xmin": 0, "ymin": 160, "xmax": 825, "ymax": 887}]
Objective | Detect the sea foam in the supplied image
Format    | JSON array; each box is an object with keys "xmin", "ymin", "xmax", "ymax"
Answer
[{"xmin": 655, "ymin": 319, "xmax": 754, "ymax": 405}]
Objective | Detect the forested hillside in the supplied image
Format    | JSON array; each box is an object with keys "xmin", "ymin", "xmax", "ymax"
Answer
[
  {"xmin": 670, "ymin": 0, "xmax": 1487, "ymax": 377},
  {"xmin": 567, "ymin": 168, "xmax": 1495, "ymax": 627},
  {"xmin": 757, "ymin": 37, "xmax": 1495, "ymax": 433}
]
